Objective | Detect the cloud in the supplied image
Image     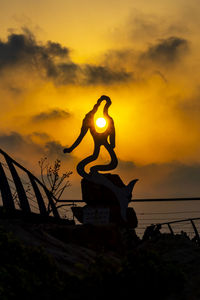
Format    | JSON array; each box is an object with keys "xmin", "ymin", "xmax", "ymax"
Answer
[
  {"xmin": 131, "ymin": 13, "xmax": 189, "ymax": 41},
  {"xmin": 0, "ymin": 28, "xmax": 70, "ymax": 71},
  {"xmin": 46, "ymin": 62, "xmax": 132, "ymax": 86},
  {"xmin": 32, "ymin": 109, "xmax": 71, "ymax": 123},
  {"xmin": 83, "ymin": 65, "xmax": 132, "ymax": 85},
  {"xmin": 141, "ymin": 37, "xmax": 189, "ymax": 64},
  {"xmin": 44, "ymin": 141, "xmax": 67, "ymax": 159},
  {"xmin": 100, "ymin": 36, "xmax": 188, "ymax": 81},
  {"xmin": 0, "ymin": 131, "xmax": 70, "ymax": 162},
  {"xmin": 118, "ymin": 159, "xmax": 200, "ymax": 198},
  {"xmin": 0, "ymin": 132, "xmax": 44, "ymax": 166},
  {"xmin": 49, "ymin": 63, "xmax": 80, "ymax": 85},
  {"xmin": 0, "ymin": 28, "xmax": 132, "ymax": 86},
  {"xmin": 31, "ymin": 132, "xmax": 50, "ymax": 140},
  {"xmin": 45, "ymin": 40, "xmax": 69, "ymax": 57},
  {"xmin": 118, "ymin": 159, "xmax": 136, "ymax": 171},
  {"xmin": 0, "ymin": 132, "xmax": 27, "ymax": 150}
]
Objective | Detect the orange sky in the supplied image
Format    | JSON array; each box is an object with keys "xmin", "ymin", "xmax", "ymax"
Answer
[{"xmin": 0, "ymin": 0, "xmax": 200, "ymax": 199}]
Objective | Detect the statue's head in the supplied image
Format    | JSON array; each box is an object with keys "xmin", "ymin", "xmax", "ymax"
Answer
[
  {"xmin": 91, "ymin": 95, "xmax": 112, "ymax": 116},
  {"xmin": 97, "ymin": 95, "xmax": 112, "ymax": 110},
  {"xmin": 98, "ymin": 95, "xmax": 111, "ymax": 105},
  {"xmin": 104, "ymin": 98, "xmax": 111, "ymax": 107}
]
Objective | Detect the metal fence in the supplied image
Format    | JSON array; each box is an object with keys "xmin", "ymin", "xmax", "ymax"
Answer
[
  {"xmin": 57, "ymin": 199, "xmax": 200, "ymax": 239},
  {"xmin": 0, "ymin": 149, "xmax": 59, "ymax": 218}
]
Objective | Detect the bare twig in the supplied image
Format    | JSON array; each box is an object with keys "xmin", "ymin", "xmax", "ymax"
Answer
[{"xmin": 38, "ymin": 157, "xmax": 72, "ymax": 215}]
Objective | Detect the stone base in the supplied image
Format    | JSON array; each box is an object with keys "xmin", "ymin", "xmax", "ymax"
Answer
[
  {"xmin": 74, "ymin": 173, "xmax": 138, "ymax": 227},
  {"xmin": 71, "ymin": 205, "xmax": 138, "ymax": 228},
  {"xmin": 81, "ymin": 173, "xmax": 127, "ymax": 206}
]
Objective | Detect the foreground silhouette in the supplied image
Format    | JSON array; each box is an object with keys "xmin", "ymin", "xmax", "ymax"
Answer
[
  {"xmin": 64, "ymin": 95, "xmax": 117, "ymax": 176},
  {"xmin": 64, "ymin": 95, "xmax": 138, "ymax": 221}
]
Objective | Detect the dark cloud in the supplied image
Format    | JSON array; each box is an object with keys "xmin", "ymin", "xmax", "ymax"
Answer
[
  {"xmin": 118, "ymin": 159, "xmax": 200, "ymax": 198},
  {"xmin": 48, "ymin": 62, "xmax": 80, "ymax": 85},
  {"xmin": 0, "ymin": 28, "xmax": 70, "ymax": 72},
  {"xmin": 46, "ymin": 62, "xmax": 132, "ymax": 86},
  {"xmin": 0, "ymin": 131, "xmax": 70, "ymax": 161},
  {"xmin": 166, "ymin": 163, "xmax": 200, "ymax": 189},
  {"xmin": 101, "ymin": 37, "xmax": 188, "ymax": 81},
  {"xmin": 141, "ymin": 37, "xmax": 189, "ymax": 64},
  {"xmin": 32, "ymin": 109, "xmax": 71, "ymax": 122},
  {"xmin": 44, "ymin": 141, "xmax": 67, "ymax": 159},
  {"xmin": 83, "ymin": 65, "xmax": 132, "ymax": 85},
  {"xmin": 0, "ymin": 132, "xmax": 43, "ymax": 161},
  {"xmin": 0, "ymin": 29, "xmax": 132, "ymax": 86},
  {"xmin": 31, "ymin": 132, "xmax": 50, "ymax": 140},
  {"xmin": 0, "ymin": 28, "xmax": 81, "ymax": 85},
  {"xmin": 0, "ymin": 132, "xmax": 26, "ymax": 150},
  {"xmin": 45, "ymin": 41, "xmax": 69, "ymax": 57},
  {"xmin": 52, "ymin": 62, "xmax": 132, "ymax": 86}
]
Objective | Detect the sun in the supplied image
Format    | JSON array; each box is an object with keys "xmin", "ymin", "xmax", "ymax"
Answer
[{"xmin": 96, "ymin": 117, "xmax": 106, "ymax": 128}]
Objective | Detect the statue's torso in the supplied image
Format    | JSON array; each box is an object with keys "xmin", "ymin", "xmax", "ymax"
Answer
[{"xmin": 83, "ymin": 112, "xmax": 114, "ymax": 145}]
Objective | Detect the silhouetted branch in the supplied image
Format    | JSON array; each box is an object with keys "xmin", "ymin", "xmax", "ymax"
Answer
[{"xmin": 38, "ymin": 157, "xmax": 72, "ymax": 214}]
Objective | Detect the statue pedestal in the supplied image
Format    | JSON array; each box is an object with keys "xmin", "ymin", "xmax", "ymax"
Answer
[{"xmin": 72, "ymin": 173, "xmax": 138, "ymax": 228}]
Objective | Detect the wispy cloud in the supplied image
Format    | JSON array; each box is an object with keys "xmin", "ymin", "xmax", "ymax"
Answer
[
  {"xmin": 140, "ymin": 37, "xmax": 188, "ymax": 65},
  {"xmin": 32, "ymin": 109, "xmax": 71, "ymax": 122}
]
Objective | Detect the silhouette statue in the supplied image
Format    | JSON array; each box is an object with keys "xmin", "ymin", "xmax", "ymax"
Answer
[
  {"xmin": 64, "ymin": 95, "xmax": 117, "ymax": 176},
  {"xmin": 64, "ymin": 95, "xmax": 138, "ymax": 221}
]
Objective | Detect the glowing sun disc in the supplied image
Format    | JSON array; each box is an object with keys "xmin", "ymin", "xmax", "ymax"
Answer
[{"xmin": 96, "ymin": 117, "xmax": 106, "ymax": 128}]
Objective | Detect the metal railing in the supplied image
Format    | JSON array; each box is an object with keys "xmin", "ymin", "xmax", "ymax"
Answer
[
  {"xmin": 157, "ymin": 217, "xmax": 200, "ymax": 241},
  {"xmin": 0, "ymin": 149, "xmax": 60, "ymax": 218},
  {"xmin": 58, "ymin": 199, "xmax": 200, "ymax": 238}
]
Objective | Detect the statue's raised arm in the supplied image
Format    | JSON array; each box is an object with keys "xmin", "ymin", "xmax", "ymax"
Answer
[
  {"xmin": 63, "ymin": 101, "xmax": 100, "ymax": 154},
  {"xmin": 63, "ymin": 118, "xmax": 88, "ymax": 153}
]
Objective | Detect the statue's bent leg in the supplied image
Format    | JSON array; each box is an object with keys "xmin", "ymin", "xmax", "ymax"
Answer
[
  {"xmin": 90, "ymin": 143, "xmax": 118, "ymax": 173},
  {"xmin": 76, "ymin": 145, "xmax": 100, "ymax": 178}
]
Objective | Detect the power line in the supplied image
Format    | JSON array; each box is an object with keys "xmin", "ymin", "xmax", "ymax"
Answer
[{"xmin": 138, "ymin": 211, "xmax": 200, "ymax": 215}]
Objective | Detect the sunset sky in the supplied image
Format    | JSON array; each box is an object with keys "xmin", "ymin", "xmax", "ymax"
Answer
[{"xmin": 0, "ymin": 0, "xmax": 200, "ymax": 199}]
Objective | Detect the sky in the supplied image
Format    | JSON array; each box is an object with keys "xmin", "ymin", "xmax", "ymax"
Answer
[{"xmin": 0, "ymin": 0, "xmax": 200, "ymax": 199}]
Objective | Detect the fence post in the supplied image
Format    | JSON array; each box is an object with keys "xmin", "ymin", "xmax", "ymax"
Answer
[
  {"xmin": 0, "ymin": 162, "xmax": 15, "ymax": 210},
  {"xmin": 190, "ymin": 219, "xmax": 200, "ymax": 243},
  {"xmin": 167, "ymin": 223, "xmax": 174, "ymax": 235},
  {"xmin": 5, "ymin": 155, "xmax": 31, "ymax": 213}
]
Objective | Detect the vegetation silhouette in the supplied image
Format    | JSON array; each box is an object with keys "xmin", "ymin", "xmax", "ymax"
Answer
[{"xmin": 38, "ymin": 157, "xmax": 72, "ymax": 214}]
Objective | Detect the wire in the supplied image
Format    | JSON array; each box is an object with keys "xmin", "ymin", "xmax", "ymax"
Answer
[
  {"xmin": 138, "ymin": 211, "xmax": 200, "ymax": 215},
  {"xmin": 139, "ymin": 217, "xmax": 197, "ymax": 221}
]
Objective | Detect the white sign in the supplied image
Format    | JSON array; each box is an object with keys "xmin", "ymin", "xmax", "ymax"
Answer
[{"xmin": 83, "ymin": 206, "xmax": 110, "ymax": 225}]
